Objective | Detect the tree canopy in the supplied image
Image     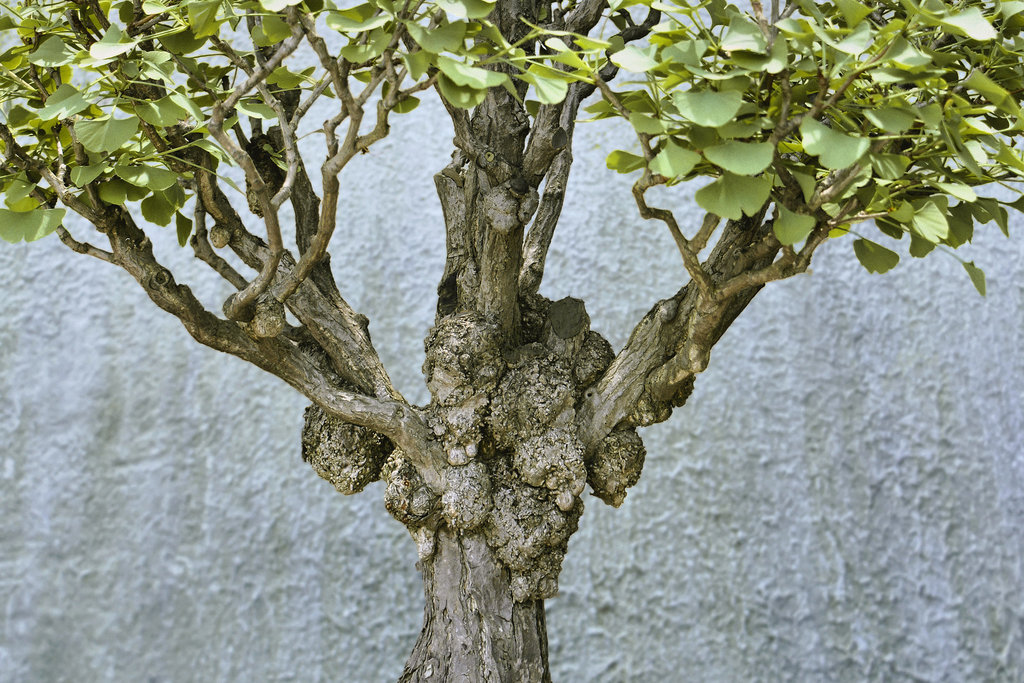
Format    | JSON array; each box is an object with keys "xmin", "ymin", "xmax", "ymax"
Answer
[{"xmin": 1, "ymin": 0, "xmax": 1022, "ymax": 301}]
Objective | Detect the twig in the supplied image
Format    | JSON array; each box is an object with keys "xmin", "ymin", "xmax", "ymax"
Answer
[{"xmin": 633, "ymin": 174, "xmax": 715, "ymax": 297}]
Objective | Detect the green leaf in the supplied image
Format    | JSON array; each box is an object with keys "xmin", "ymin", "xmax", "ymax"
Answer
[
  {"xmin": 134, "ymin": 97, "xmax": 189, "ymax": 127},
  {"xmin": 869, "ymin": 153, "xmax": 910, "ymax": 180},
  {"xmin": 947, "ymin": 203, "xmax": 975, "ymax": 247},
  {"xmin": 911, "ymin": 199, "xmax": 948, "ymax": 242},
  {"xmin": 974, "ymin": 197, "xmax": 1008, "ymax": 236},
  {"xmin": 140, "ymin": 189, "xmax": 179, "ymax": 225},
  {"xmin": 187, "ymin": 0, "xmax": 221, "ymax": 37},
  {"xmin": 864, "ymin": 107, "xmax": 915, "ymax": 133},
  {"xmin": 326, "ymin": 6, "xmax": 389, "ymax": 33},
  {"xmin": 661, "ymin": 40, "xmax": 708, "ymax": 67},
  {"xmin": 436, "ymin": 74, "xmax": 487, "ymax": 108},
  {"xmin": 606, "ymin": 150, "xmax": 645, "ymax": 174},
  {"xmin": 853, "ymin": 238, "xmax": 899, "ymax": 273},
  {"xmin": 964, "ymin": 70, "xmax": 1020, "ymax": 116},
  {"xmin": 437, "ymin": 56, "xmax": 507, "ymax": 89},
  {"xmin": 115, "ymin": 164, "xmax": 179, "ymax": 191},
  {"xmin": 703, "ymin": 140, "xmax": 774, "ymax": 175},
  {"xmin": 649, "ymin": 141, "xmax": 700, "ymax": 178},
  {"xmin": 28, "ymin": 37, "xmax": 76, "ymax": 67},
  {"xmin": 339, "ymin": 27, "xmax": 390, "ymax": 63},
  {"xmin": 672, "ymin": 89, "xmax": 743, "ymax": 127},
  {"xmin": 434, "ymin": 0, "xmax": 495, "ymax": 19},
  {"xmin": 406, "ymin": 21, "xmax": 465, "ymax": 53},
  {"xmin": 158, "ymin": 27, "xmax": 207, "ymax": 55},
  {"xmin": 90, "ymin": 25, "xmax": 136, "ymax": 60},
  {"xmin": 962, "ymin": 261, "xmax": 986, "ymax": 296},
  {"xmin": 629, "ymin": 112, "xmax": 665, "ymax": 135},
  {"xmin": 169, "ymin": 91, "xmax": 204, "ymax": 121},
  {"xmin": 939, "ymin": 7, "xmax": 996, "ymax": 40},
  {"xmin": 402, "ymin": 50, "xmax": 432, "ymax": 81},
  {"xmin": 267, "ymin": 66, "xmax": 312, "ymax": 90},
  {"xmin": 834, "ymin": 21, "xmax": 874, "ymax": 55},
  {"xmin": 6, "ymin": 106, "xmax": 39, "ymax": 130},
  {"xmin": 908, "ymin": 231, "xmax": 936, "ymax": 258},
  {"xmin": 0, "ymin": 208, "xmax": 65, "ymax": 243},
  {"xmin": 789, "ymin": 168, "xmax": 816, "ymax": 202},
  {"xmin": 931, "ymin": 181, "xmax": 977, "ymax": 203},
  {"xmin": 799, "ymin": 119, "xmax": 869, "ymax": 169},
  {"xmin": 393, "ymin": 95, "xmax": 421, "ymax": 114},
  {"xmin": 836, "ymin": 0, "xmax": 873, "ymax": 25},
  {"xmin": 774, "ymin": 205, "xmax": 816, "ymax": 245},
  {"xmin": 884, "ymin": 37, "xmax": 931, "ymax": 69},
  {"xmin": 176, "ymin": 212, "xmax": 193, "ymax": 246},
  {"xmin": 98, "ymin": 178, "xmax": 132, "ymax": 205},
  {"xmin": 721, "ymin": 16, "xmax": 767, "ymax": 53},
  {"xmin": 71, "ymin": 164, "xmax": 108, "ymax": 186},
  {"xmin": 259, "ymin": 0, "xmax": 302, "ymax": 9},
  {"xmin": 37, "ymin": 84, "xmax": 91, "ymax": 121},
  {"xmin": 519, "ymin": 70, "xmax": 568, "ymax": 105},
  {"xmin": 694, "ymin": 173, "xmax": 771, "ymax": 220},
  {"xmin": 254, "ymin": 15, "xmax": 292, "ymax": 45},
  {"xmin": 544, "ymin": 38, "xmax": 588, "ymax": 69},
  {"xmin": 610, "ymin": 45, "xmax": 659, "ymax": 72},
  {"xmin": 76, "ymin": 117, "xmax": 139, "ymax": 153},
  {"xmin": 236, "ymin": 101, "xmax": 278, "ymax": 120},
  {"xmin": 4, "ymin": 175, "xmax": 35, "ymax": 205}
]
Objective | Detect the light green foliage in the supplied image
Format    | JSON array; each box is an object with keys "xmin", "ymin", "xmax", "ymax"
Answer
[
  {"xmin": 0, "ymin": 0, "xmax": 1022, "ymax": 298},
  {"xmin": 0, "ymin": 0, "xmax": 568, "ymax": 242},
  {"xmin": 569, "ymin": 0, "xmax": 1024, "ymax": 295}
]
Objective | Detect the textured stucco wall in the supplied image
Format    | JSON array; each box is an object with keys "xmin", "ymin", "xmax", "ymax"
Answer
[{"xmin": 2, "ymin": 95, "xmax": 1023, "ymax": 682}]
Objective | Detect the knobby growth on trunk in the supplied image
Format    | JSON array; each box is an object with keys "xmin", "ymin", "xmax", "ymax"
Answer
[{"xmin": 5, "ymin": 0, "xmax": 1018, "ymax": 678}]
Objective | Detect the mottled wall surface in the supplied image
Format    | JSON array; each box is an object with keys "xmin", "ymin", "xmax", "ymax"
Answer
[{"xmin": 2, "ymin": 98, "xmax": 1023, "ymax": 683}]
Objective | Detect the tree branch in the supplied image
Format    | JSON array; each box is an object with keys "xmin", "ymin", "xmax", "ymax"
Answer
[
  {"xmin": 55, "ymin": 226, "xmax": 114, "ymax": 262},
  {"xmin": 576, "ymin": 210, "xmax": 778, "ymax": 451},
  {"xmin": 519, "ymin": 147, "xmax": 570, "ymax": 296},
  {"xmin": 632, "ymin": 173, "xmax": 715, "ymax": 298},
  {"xmin": 205, "ymin": 13, "xmax": 305, "ymax": 321}
]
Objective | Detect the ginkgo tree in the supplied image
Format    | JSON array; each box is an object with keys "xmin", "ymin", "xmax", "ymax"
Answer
[{"xmin": 1, "ymin": 0, "xmax": 1021, "ymax": 679}]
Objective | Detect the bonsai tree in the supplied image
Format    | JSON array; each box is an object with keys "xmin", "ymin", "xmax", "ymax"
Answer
[{"xmin": 1, "ymin": 0, "xmax": 1021, "ymax": 679}]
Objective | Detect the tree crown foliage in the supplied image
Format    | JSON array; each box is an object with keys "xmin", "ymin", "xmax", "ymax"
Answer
[{"xmin": 0, "ymin": 0, "xmax": 1021, "ymax": 291}]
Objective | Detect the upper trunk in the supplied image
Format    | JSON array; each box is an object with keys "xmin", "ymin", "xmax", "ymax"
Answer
[{"xmin": 400, "ymin": 529, "xmax": 551, "ymax": 683}]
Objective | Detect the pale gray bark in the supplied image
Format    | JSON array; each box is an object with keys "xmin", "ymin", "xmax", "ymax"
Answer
[{"xmin": 400, "ymin": 530, "xmax": 551, "ymax": 683}]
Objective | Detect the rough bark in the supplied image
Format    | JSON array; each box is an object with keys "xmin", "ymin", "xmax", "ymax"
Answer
[{"xmin": 400, "ymin": 529, "xmax": 552, "ymax": 683}]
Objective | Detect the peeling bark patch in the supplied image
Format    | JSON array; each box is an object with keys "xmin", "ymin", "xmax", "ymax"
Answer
[
  {"xmin": 483, "ymin": 456, "xmax": 582, "ymax": 602},
  {"xmin": 301, "ymin": 404, "xmax": 391, "ymax": 494},
  {"xmin": 488, "ymin": 353, "xmax": 574, "ymax": 449},
  {"xmin": 423, "ymin": 313, "xmax": 503, "ymax": 453},
  {"xmin": 383, "ymin": 449, "xmax": 438, "ymax": 525},
  {"xmin": 442, "ymin": 461, "xmax": 493, "ymax": 531},
  {"xmin": 514, "ymin": 428, "xmax": 587, "ymax": 507},
  {"xmin": 587, "ymin": 427, "xmax": 646, "ymax": 508},
  {"xmin": 573, "ymin": 330, "xmax": 615, "ymax": 388}
]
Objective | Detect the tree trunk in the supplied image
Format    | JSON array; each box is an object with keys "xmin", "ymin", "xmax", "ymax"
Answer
[{"xmin": 400, "ymin": 528, "xmax": 551, "ymax": 683}]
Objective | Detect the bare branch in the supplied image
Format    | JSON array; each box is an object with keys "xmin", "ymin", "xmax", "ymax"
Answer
[
  {"xmin": 190, "ymin": 201, "xmax": 248, "ymax": 290},
  {"xmin": 576, "ymin": 212, "xmax": 778, "ymax": 450},
  {"xmin": 55, "ymin": 226, "xmax": 114, "ymax": 262},
  {"xmin": 519, "ymin": 148, "xmax": 570, "ymax": 295},
  {"xmin": 205, "ymin": 15, "xmax": 305, "ymax": 320},
  {"xmin": 632, "ymin": 174, "xmax": 715, "ymax": 298},
  {"xmin": 692, "ymin": 212, "xmax": 721, "ymax": 254}
]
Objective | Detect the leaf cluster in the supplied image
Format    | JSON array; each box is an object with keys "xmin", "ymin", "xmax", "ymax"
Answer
[{"xmin": 571, "ymin": 0, "xmax": 1024, "ymax": 294}]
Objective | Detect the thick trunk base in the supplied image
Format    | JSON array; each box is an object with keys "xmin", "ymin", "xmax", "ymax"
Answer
[{"xmin": 400, "ymin": 529, "xmax": 551, "ymax": 683}]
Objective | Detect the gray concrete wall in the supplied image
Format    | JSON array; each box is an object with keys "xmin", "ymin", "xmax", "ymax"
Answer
[{"xmin": 2, "ymin": 97, "xmax": 1023, "ymax": 682}]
